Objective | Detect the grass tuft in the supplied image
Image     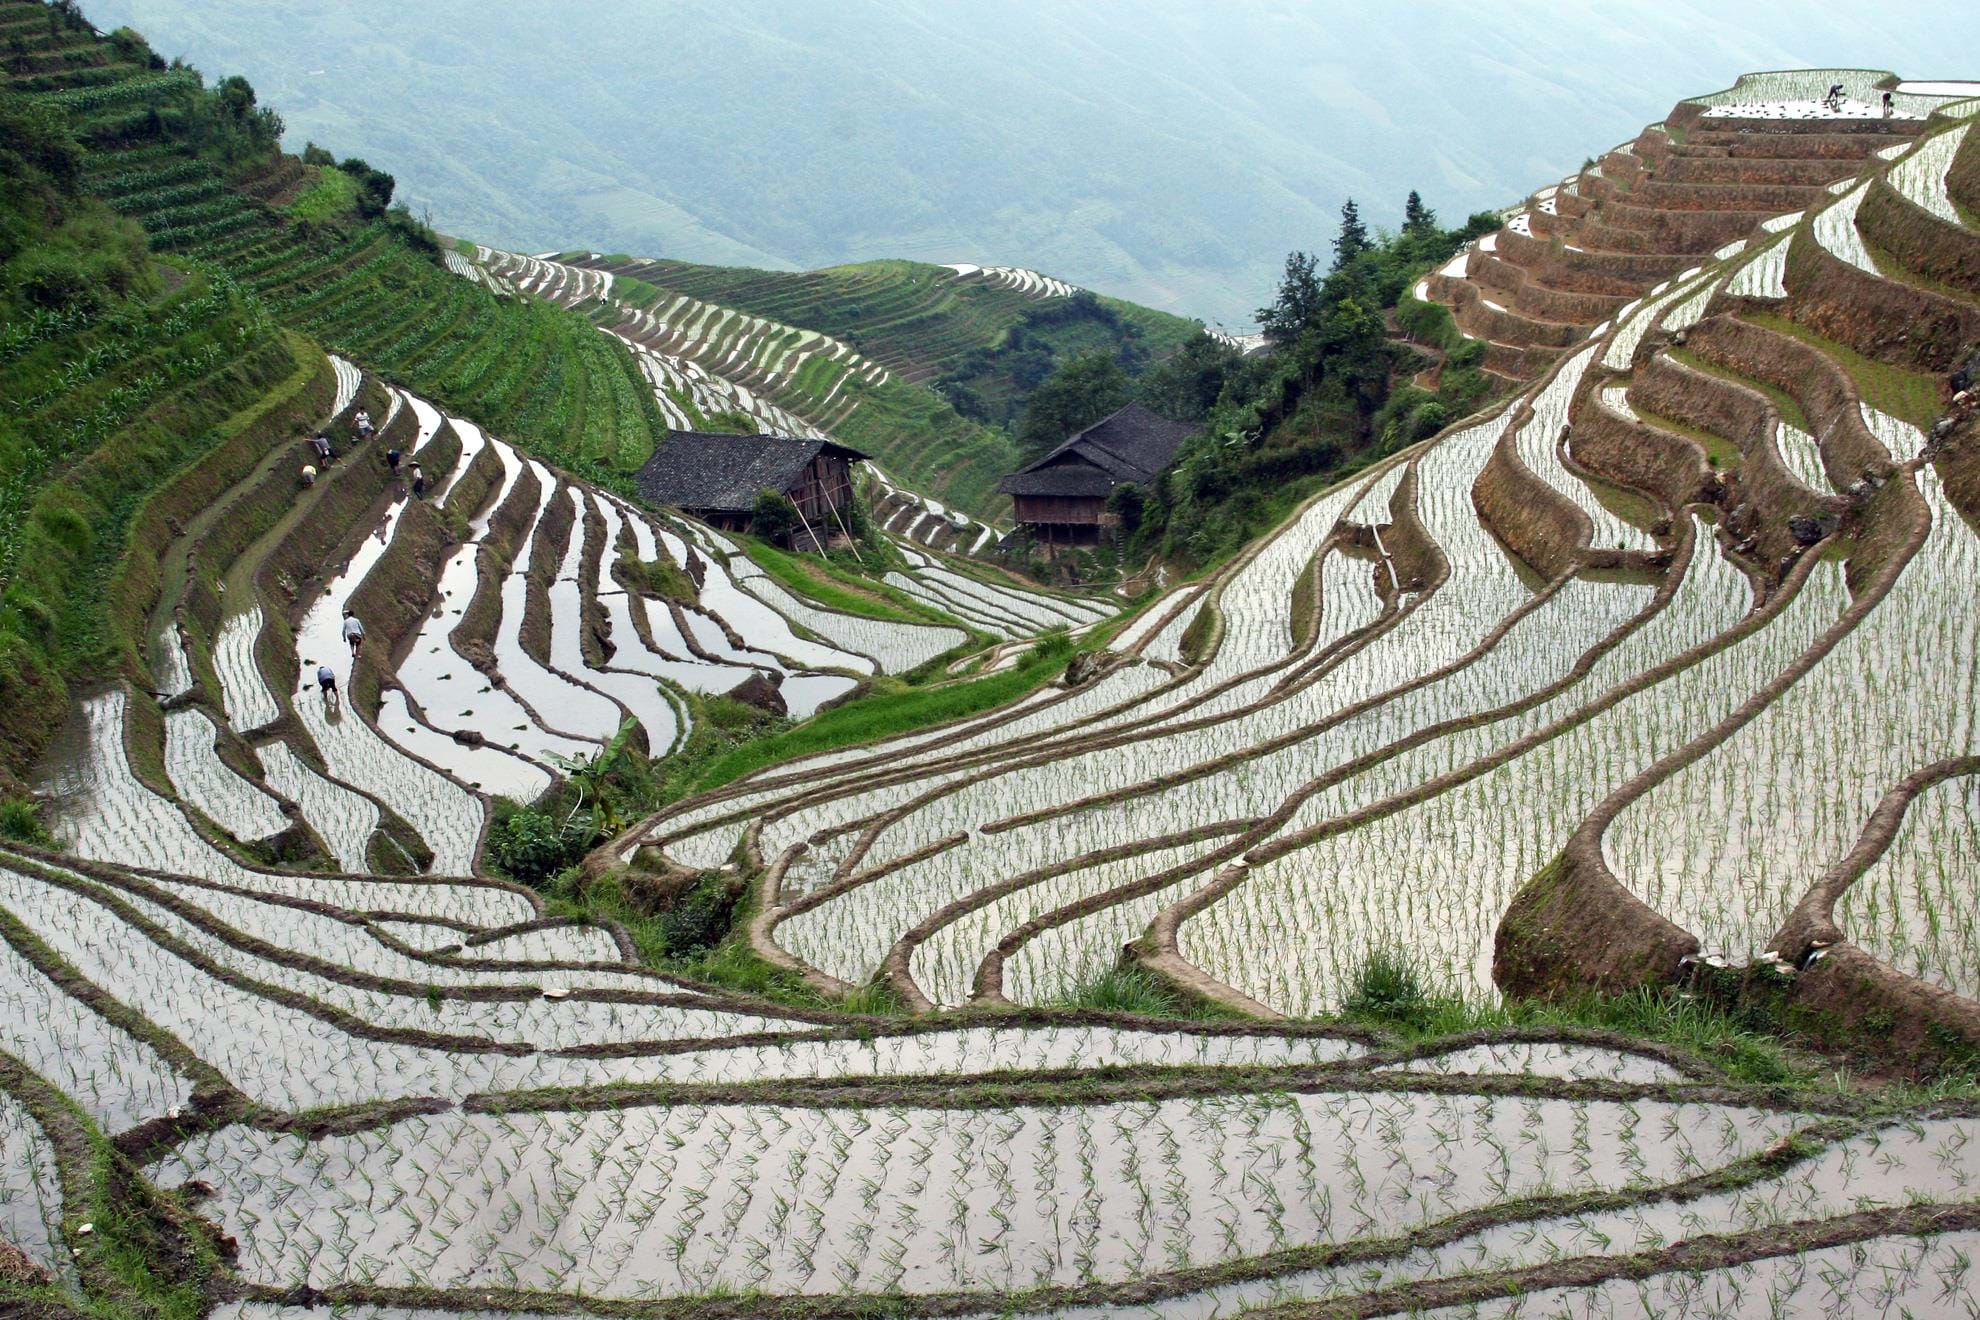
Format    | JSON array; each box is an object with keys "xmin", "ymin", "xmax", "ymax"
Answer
[
  {"xmin": 691, "ymin": 631, "xmax": 1076, "ymax": 793},
  {"xmin": 1052, "ymin": 968, "xmax": 1186, "ymax": 1016},
  {"xmin": 0, "ymin": 795, "xmax": 54, "ymax": 846},
  {"xmin": 1340, "ymin": 949, "xmax": 1434, "ymax": 1026}
]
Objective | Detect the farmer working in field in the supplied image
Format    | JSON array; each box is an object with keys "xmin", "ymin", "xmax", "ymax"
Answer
[
  {"xmin": 353, "ymin": 408, "xmax": 375, "ymax": 441},
  {"xmin": 300, "ymin": 463, "xmax": 318, "ymax": 488},
  {"xmin": 317, "ymin": 663, "xmax": 339, "ymax": 711},
  {"xmin": 311, "ymin": 433, "xmax": 334, "ymax": 465},
  {"xmin": 342, "ymin": 609, "xmax": 365, "ymax": 660}
]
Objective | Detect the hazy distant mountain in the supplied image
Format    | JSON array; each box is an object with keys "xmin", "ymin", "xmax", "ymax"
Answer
[{"xmin": 81, "ymin": 0, "xmax": 1961, "ymax": 322}]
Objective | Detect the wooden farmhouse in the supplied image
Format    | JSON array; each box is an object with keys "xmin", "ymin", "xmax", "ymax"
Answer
[
  {"xmin": 634, "ymin": 431, "xmax": 865, "ymax": 548},
  {"xmin": 998, "ymin": 403, "xmax": 1197, "ymax": 544}
]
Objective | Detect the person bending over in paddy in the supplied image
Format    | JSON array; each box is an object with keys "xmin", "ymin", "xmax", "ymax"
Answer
[
  {"xmin": 317, "ymin": 663, "xmax": 339, "ymax": 711},
  {"xmin": 342, "ymin": 609, "xmax": 365, "ymax": 660},
  {"xmin": 310, "ymin": 433, "xmax": 334, "ymax": 466},
  {"xmin": 384, "ymin": 446, "xmax": 402, "ymax": 475},
  {"xmin": 300, "ymin": 463, "xmax": 317, "ymax": 488}
]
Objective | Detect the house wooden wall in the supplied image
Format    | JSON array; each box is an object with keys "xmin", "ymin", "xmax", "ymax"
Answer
[
  {"xmin": 1011, "ymin": 493, "xmax": 1106, "ymax": 526},
  {"xmin": 789, "ymin": 453, "xmax": 855, "ymax": 521}
]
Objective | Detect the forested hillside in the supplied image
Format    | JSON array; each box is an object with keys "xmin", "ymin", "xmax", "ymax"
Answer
[{"xmin": 995, "ymin": 197, "xmax": 1507, "ymax": 570}]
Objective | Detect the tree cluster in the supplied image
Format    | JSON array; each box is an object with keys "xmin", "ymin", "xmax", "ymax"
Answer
[{"xmin": 1128, "ymin": 192, "xmax": 1502, "ymax": 568}]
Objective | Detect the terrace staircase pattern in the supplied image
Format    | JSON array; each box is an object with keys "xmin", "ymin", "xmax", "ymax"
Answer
[
  {"xmin": 8, "ymin": 23, "xmax": 1980, "ymax": 1314},
  {"xmin": 462, "ymin": 247, "xmax": 1013, "ymax": 555},
  {"xmin": 631, "ymin": 73, "xmax": 1980, "ymax": 1052},
  {"xmin": 1419, "ymin": 71, "xmax": 1956, "ymax": 386}
]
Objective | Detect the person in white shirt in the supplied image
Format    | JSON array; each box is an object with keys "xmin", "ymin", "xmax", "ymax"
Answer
[
  {"xmin": 341, "ymin": 609, "xmax": 366, "ymax": 660},
  {"xmin": 317, "ymin": 663, "xmax": 339, "ymax": 710}
]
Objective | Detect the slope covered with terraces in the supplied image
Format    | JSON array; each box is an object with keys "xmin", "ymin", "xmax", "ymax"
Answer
[
  {"xmin": 586, "ymin": 253, "xmax": 1199, "ymax": 390},
  {"xmin": 11, "ymin": 8, "xmax": 1980, "ymax": 1314},
  {"xmin": 452, "ymin": 246, "xmax": 1208, "ymax": 525},
  {"xmin": 466, "ymin": 247, "xmax": 1010, "ymax": 544},
  {"xmin": 1415, "ymin": 69, "xmax": 1969, "ymax": 393},
  {"xmin": 0, "ymin": 1, "xmax": 1208, "ymax": 532},
  {"xmin": 0, "ymin": 6, "xmax": 666, "ymax": 482},
  {"xmin": 628, "ymin": 71, "xmax": 1980, "ymax": 1050}
]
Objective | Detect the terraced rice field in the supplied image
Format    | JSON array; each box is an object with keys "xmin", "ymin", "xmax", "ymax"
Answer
[
  {"xmin": 11, "ymin": 805, "xmax": 1980, "ymax": 1314},
  {"xmin": 466, "ymin": 247, "xmax": 1022, "ymax": 552},
  {"xmin": 35, "ymin": 356, "xmax": 1072, "ymax": 891},
  {"xmin": 629, "ymin": 98, "xmax": 1980, "ymax": 1035},
  {"xmin": 1415, "ymin": 72, "xmax": 1980, "ymax": 386},
  {"xmin": 6, "ymin": 16, "xmax": 1980, "ymax": 1311},
  {"xmin": 463, "ymin": 248, "xmax": 1029, "ymax": 524},
  {"xmin": 942, "ymin": 261, "xmax": 1084, "ymax": 298}
]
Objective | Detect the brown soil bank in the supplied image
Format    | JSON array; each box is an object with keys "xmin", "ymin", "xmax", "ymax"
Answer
[
  {"xmin": 1782, "ymin": 224, "xmax": 1980, "ymax": 372},
  {"xmin": 1495, "ymin": 856, "xmax": 1700, "ymax": 999}
]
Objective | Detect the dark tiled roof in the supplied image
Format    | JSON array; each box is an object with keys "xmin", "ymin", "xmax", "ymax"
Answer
[
  {"xmin": 634, "ymin": 432, "xmax": 866, "ymax": 514},
  {"xmin": 997, "ymin": 403, "xmax": 1196, "ymax": 497},
  {"xmin": 999, "ymin": 460, "xmax": 1117, "ymax": 498}
]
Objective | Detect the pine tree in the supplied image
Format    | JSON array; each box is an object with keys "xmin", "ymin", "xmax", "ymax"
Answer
[
  {"xmin": 1255, "ymin": 250, "xmax": 1323, "ymax": 346},
  {"xmin": 1333, "ymin": 198, "xmax": 1370, "ymax": 268},
  {"xmin": 1403, "ymin": 189, "xmax": 1436, "ymax": 234}
]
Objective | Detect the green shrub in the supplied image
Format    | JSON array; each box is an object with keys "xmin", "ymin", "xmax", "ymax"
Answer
[
  {"xmin": 33, "ymin": 503, "xmax": 92, "ymax": 557},
  {"xmin": 654, "ymin": 874, "xmax": 737, "ymax": 958},
  {"xmin": 0, "ymin": 796, "xmax": 52, "ymax": 846},
  {"xmin": 336, "ymin": 155, "xmax": 395, "ymax": 218},
  {"xmin": 486, "ymin": 804, "xmax": 594, "ymax": 883},
  {"xmin": 1055, "ymin": 968, "xmax": 1181, "ymax": 1015},
  {"xmin": 749, "ymin": 488, "xmax": 802, "ymax": 543},
  {"xmin": 1409, "ymin": 400, "xmax": 1450, "ymax": 441},
  {"xmin": 704, "ymin": 409, "xmax": 758, "ymax": 434},
  {"xmin": 15, "ymin": 251, "xmax": 97, "ymax": 310},
  {"xmin": 618, "ymin": 555, "xmax": 696, "ymax": 604},
  {"xmin": 839, "ymin": 980, "xmax": 909, "ymax": 1015}
]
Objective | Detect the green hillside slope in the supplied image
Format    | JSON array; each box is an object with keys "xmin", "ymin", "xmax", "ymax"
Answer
[
  {"xmin": 0, "ymin": 80, "xmax": 322, "ymax": 775},
  {"xmin": 611, "ymin": 255, "xmax": 1201, "ymax": 388},
  {"xmin": 6, "ymin": 3, "xmax": 1222, "ymax": 526},
  {"xmin": 532, "ymin": 252, "xmax": 1203, "ymax": 515},
  {"xmin": 1, "ymin": 0, "xmax": 664, "ymax": 484}
]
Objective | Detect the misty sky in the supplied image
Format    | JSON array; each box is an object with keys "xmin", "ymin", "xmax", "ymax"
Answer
[{"xmin": 84, "ymin": 0, "xmax": 1973, "ymax": 322}]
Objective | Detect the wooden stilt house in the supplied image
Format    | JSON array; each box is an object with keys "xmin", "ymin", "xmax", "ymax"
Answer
[
  {"xmin": 998, "ymin": 403, "xmax": 1198, "ymax": 545},
  {"xmin": 633, "ymin": 431, "xmax": 865, "ymax": 549}
]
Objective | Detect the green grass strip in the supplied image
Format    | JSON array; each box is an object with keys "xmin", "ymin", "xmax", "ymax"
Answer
[
  {"xmin": 692, "ymin": 636, "xmax": 1076, "ymax": 792},
  {"xmin": 736, "ymin": 537, "xmax": 972, "ymax": 630},
  {"xmin": 1670, "ymin": 346, "xmax": 1812, "ymax": 431},
  {"xmin": 1745, "ymin": 311, "xmax": 1944, "ymax": 432}
]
